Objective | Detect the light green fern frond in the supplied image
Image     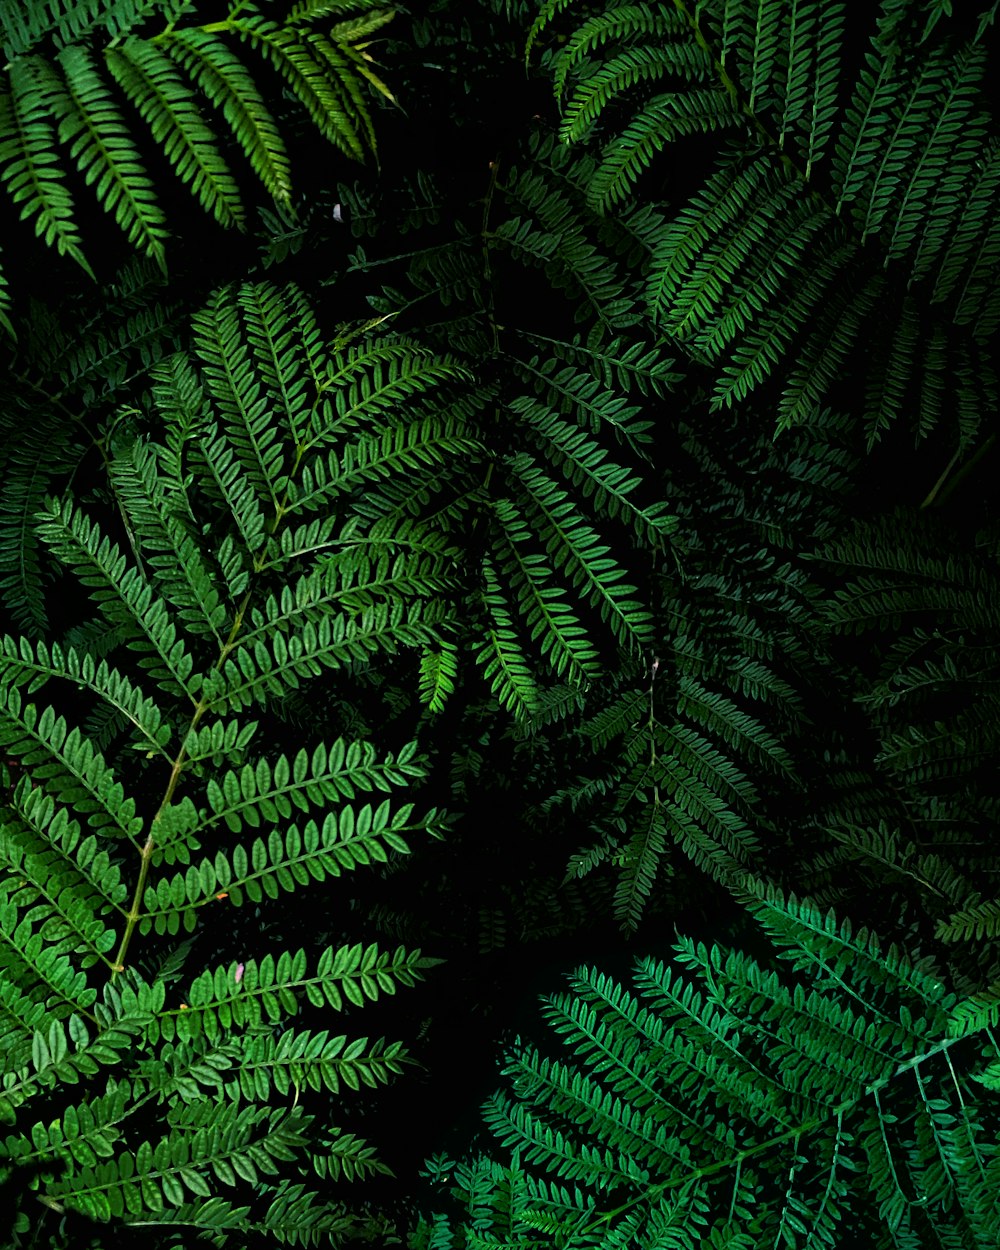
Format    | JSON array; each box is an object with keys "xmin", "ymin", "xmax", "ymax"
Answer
[
  {"xmin": 0, "ymin": 58, "xmax": 92, "ymax": 275},
  {"xmin": 106, "ymin": 38, "xmax": 245, "ymax": 230},
  {"xmin": 55, "ymin": 43, "xmax": 169, "ymax": 268},
  {"xmin": 0, "ymin": 278, "xmax": 472, "ymax": 1241}
]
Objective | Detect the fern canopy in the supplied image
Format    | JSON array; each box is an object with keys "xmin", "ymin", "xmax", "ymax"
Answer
[{"xmin": 0, "ymin": 0, "xmax": 998, "ymax": 1245}]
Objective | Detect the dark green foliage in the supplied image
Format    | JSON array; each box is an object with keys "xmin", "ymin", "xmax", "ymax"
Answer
[
  {"xmin": 528, "ymin": 0, "xmax": 1000, "ymax": 448},
  {"xmin": 0, "ymin": 257, "xmax": 186, "ymax": 636},
  {"xmin": 0, "ymin": 0, "xmax": 998, "ymax": 1246}
]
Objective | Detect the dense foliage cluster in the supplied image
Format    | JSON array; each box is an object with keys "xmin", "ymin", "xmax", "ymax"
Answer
[{"xmin": 0, "ymin": 0, "xmax": 998, "ymax": 1247}]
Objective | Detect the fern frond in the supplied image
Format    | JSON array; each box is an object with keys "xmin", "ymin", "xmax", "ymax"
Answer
[
  {"xmin": 676, "ymin": 675, "xmax": 797, "ymax": 779},
  {"xmin": 509, "ymin": 397, "xmax": 674, "ymax": 545},
  {"xmin": 105, "ymin": 38, "xmax": 245, "ymax": 230},
  {"xmin": 475, "ymin": 553, "xmax": 542, "ymax": 719},
  {"xmin": 136, "ymin": 800, "xmax": 417, "ymax": 930},
  {"xmin": 47, "ymin": 1102, "xmax": 312, "ymax": 1221},
  {"xmin": 777, "ymin": 270, "xmax": 885, "ymax": 432},
  {"xmin": 236, "ymin": 282, "xmax": 318, "ymax": 448},
  {"xmin": 517, "ymin": 328, "xmax": 680, "ymax": 405},
  {"xmin": 0, "ymin": 890, "xmax": 99, "ymax": 1024},
  {"xmin": 230, "ymin": 1030, "xmax": 407, "ymax": 1100},
  {"xmin": 613, "ymin": 806, "xmax": 669, "ymax": 933},
  {"xmin": 214, "ymin": 600, "xmax": 448, "ymax": 712},
  {"xmin": 491, "ymin": 495, "xmax": 601, "ymax": 686},
  {"xmin": 33, "ymin": 495, "xmax": 201, "ymax": 702},
  {"xmin": 191, "ymin": 286, "xmax": 288, "ymax": 514},
  {"xmin": 0, "ymin": 407, "xmax": 81, "ymax": 635},
  {"xmin": 0, "ymin": 634, "xmax": 173, "ymax": 760},
  {"xmin": 0, "ymin": 686, "xmax": 145, "ymax": 844},
  {"xmin": 154, "ymin": 943, "xmax": 434, "ymax": 1044},
  {"xmin": 498, "ymin": 162, "xmax": 639, "ymax": 327},
  {"xmin": 310, "ymin": 1127, "xmax": 394, "ymax": 1182},
  {"xmin": 417, "ymin": 639, "xmax": 459, "ymax": 714},
  {"xmin": 0, "ymin": 1005, "xmax": 150, "ymax": 1122},
  {"xmin": 0, "ymin": 0, "xmax": 164, "ymax": 57},
  {"xmin": 238, "ymin": 19, "xmax": 368, "ymax": 163},
  {"xmin": 53, "ymin": 44, "xmax": 168, "ymax": 269},
  {"xmin": 197, "ymin": 738, "xmax": 426, "ymax": 835},
  {"xmin": 107, "ymin": 435, "xmax": 229, "ymax": 647},
  {"xmin": 0, "ymin": 58, "xmax": 91, "ymax": 274},
  {"xmin": 528, "ymin": 0, "xmax": 1000, "ymax": 447},
  {"xmin": 929, "ymin": 136, "xmax": 1000, "ymax": 303},
  {"xmin": 0, "ymin": 782, "xmax": 126, "ymax": 967},
  {"xmin": 415, "ymin": 900, "xmax": 987, "ymax": 1250},
  {"xmin": 552, "ymin": 2, "xmax": 687, "ymax": 101},
  {"xmin": 590, "ymin": 89, "xmax": 741, "ymax": 212},
  {"xmin": 162, "ymin": 26, "xmax": 292, "ymax": 205},
  {"xmin": 737, "ymin": 881, "xmax": 953, "ymax": 1018},
  {"xmin": 935, "ymin": 899, "xmax": 1000, "ymax": 944},
  {"xmin": 884, "ymin": 46, "xmax": 988, "ymax": 267},
  {"xmin": 560, "ymin": 46, "xmax": 706, "ymax": 145},
  {"xmin": 510, "ymin": 454, "xmax": 653, "ymax": 653}
]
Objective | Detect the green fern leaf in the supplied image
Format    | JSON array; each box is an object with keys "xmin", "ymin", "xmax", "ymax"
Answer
[
  {"xmin": 53, "ymin": 44, "xmax": 168, "ymax": 269},
  {"xmin": 161, "ymin": 26, "xmax": 292, "ymax": 205},
  {"xmin": 0, "ymin": 58, "xmax": 91, "ymax": 274},
  {"xmin": 511, "ymin": 454, "xmax": 652, "ymax": 653},
  {"xmin": 105, "ymin": 38, "xmax": 245, "ymax": 230},
  {"xmin": 418, "ymin": 639, "xmax": 459, "ymax": 713}
]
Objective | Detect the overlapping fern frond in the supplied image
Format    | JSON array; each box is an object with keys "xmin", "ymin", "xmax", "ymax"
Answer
[
  {"xmin": 529, "ymin": 404, "xmax": 854, "ymax": 932},
  {"xmin": 0, "ymin": 280, "xmax": 472, "ymax": 1241},
  {"xmin": 527, "ymin": 0, "xmax": 1000, "ymax": 449},
  {"xmin": 0, "ymin": 258, "xmax": 184, "ymax": 637},
  {"xmin": 412, "ymin": 886, "xmax": 1000, "ymax": 1250},
  {"xmin": 805, "ymin": 508, "xmax": 1000, "ymax": 990},
  {"xmin": 340, "ymin": 130, "xmax": 677, "ymax": 719},
  {"xmin": 0, "ymin": 0, "xmax": 395, "ymax": 319}
]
